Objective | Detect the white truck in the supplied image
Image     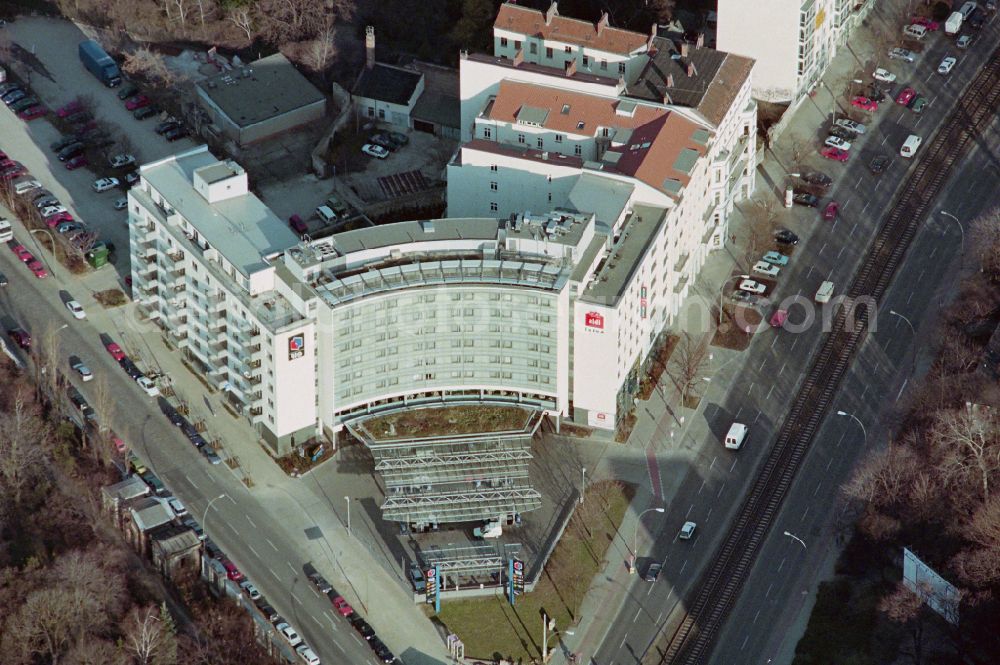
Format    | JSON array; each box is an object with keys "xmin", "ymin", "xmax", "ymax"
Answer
[{"xmin": 945, "ymin": 11, "xmax": 963, "ymax": 34}]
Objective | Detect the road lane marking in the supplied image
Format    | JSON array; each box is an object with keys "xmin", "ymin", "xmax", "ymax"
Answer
[
  {"xmin": 881, "ymin": 135, "xmax": 888, "ymax": 145},
  {"xmin": 825, "ymin": 458, "xmax": 833, "ymax": 471},
  {"xmin": 246, "ymin": 514, "xmax": 257, "ymax": 528},
  {"xmin": 765, "ymin": 583, "xmax": 773, "ymax": 598},
  {"xmin": 735, "ymin": 406, "xmax": 743, "ymax": 419},
  {"xmin": 862, "ymin": 200, "xmax": 870, "ymax": 213},
  {"xmin": 819, "ymin": 242, "xmax": 826, "ymax": 255},
  {"xmin": 686, "ymin": 503, "xmax": 694, "ymax": 517},
  {"xmin": 814, "ymin": 482, "xmax": 822, "ymax": 496},
  {"xmin": 759, "ymin": 356, "xmax": 767, "ymax": 371},
  {"xmin": 706, "ymin": 507, "xmax": 713, "ymax": 522},
  {"xmin": 620, "ymin": 635, "xmax": 628, "ymax": 649},
  {"xmin": 778, "ymin": 557, "xmax": 785, "ymax": 573},
  {"xmin": 806, "ymin": 265, "xmax": 814, "ymax": 279},
  {"xmin": 770, "ymin": 335, "xmax": 778, "ymax": 350},
  {"xmin": 748, "ymin": 382, "xmax": 754, "ymax": 396},
  {"xmin": 184, "ymin": 475, "xmax": 198, "ymax": 489},
  {"xmin": 779, "ymin": 361, "xmax": 787, "ymax": 376},
  {"xmin": 930, "ymin": 246, "xmax": 937, "ymax": 258},
  {"xmin": 679, "ymin": 560, "xmax": 688, "ymax": 574},
  {"xmin": 766, "ymin": 385, "xmax": 774, "ymax": 400},
  {"xmin": 247, "ymin": 544, "xmax": 260, "ymax": 558},
  {"xmin": 656, "ymin": 611, "xmax": 663, "ymax": 624},
  {"xmin": 754, "ymin": 410, "xmax": 762, "ymax": 425},
  {"xmin": 717, "ymin": 483, "xmax": 726, "ymax": 499},
  {"xmin": 851, "ymin": 222, "xmax": 858, "ymax": 236},
  {"xmin": 226, "ymin": 495, "xmax": 237, "ymax": 505},
  {"xmin": 741, "ymin": 635, "xmax": 750, "ymax": 651},
  {"xmin": 790, "ymin": 338, "xmax": 798, "ymax": 351},
  {"xmin": 753, "ymin": 609, "xmax": 761, "ymax": 625},
  {"xmin": 802, "ymin": 506, "xmax": 811, "ymax": 522},
  {"xmin": 698, "ymin": 480, "xmax": 706, "ymax": 495},
  {"xmin": 907, "ymin": 291, "xmax": 914, "ymax": 304},
  {"xmin": 633, "ymin": 608, "xmax": 641, "ymax": 623},
  {"xmin": 896, "ymin": 379, "xmax": 908, "ymax": 403},
  {"xmin": 266, "ymin": 538, "xmax": 278, "ymax": 551},
  {"xmin": 710, "ymin": 456, "xmax": 717, "ymax": 471},
  {"xmin": 730, "ymin": 458, "xmax": 738, "ymax": 473},
  {"xmin": 311, "ymin": 615, "xmax": 323, "ymax": 627},
  {"xmin": 269, "ymin": 567, "xmax": 280, "ymax": 580},
  {"xmin": 286, "ymin": 561, "xmax": 297, "ymax": 575},
  {"xmin": 293, "ymin": 595, "xmax": 303, "ymax": 605},
  {"xmin": 836, "ymin": 246, "xmax": 845, "ymax": 259},
  {"xmin": 353, "ymin": 634, "xmax": 364, "ymax": 646},
  {"xmin": 229, "ymin": 525, "xmax": 240, "ymax": 536}
]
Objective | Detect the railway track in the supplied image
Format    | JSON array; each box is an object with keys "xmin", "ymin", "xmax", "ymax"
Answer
[{"xmin": 657, "ymin": 45, "xmax": 1000, "ymax": 665}]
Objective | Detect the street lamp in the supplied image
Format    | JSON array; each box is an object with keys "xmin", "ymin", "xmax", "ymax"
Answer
[
  {"xmin": 940, "ymin": 211, "xmax": 965, "ymax": 262},
  {"xmin": 889, "ymin": 310, "xmax": 916, "ymax": 375},
  {"xmin": 630, "ymin": 507, "xmax": 665, "ymax": 574},
  {"xmin": 203, "ymin": 493, "xmax": 227, "ymax": 539},
  {"xmin": 580, "ymin": 467, "xmax": 586, "ymax": 504},
  {"xmin": 345, "ymin": 496, "xmax": 351, "ymax": 535},
  {"xmin": 783, "ymin": 531, "xmax": 807, "ymax": 549},
  {"xmin": 836, "ymin": 410, "xmax": 868, "ymax": 445},
  {"xmin": 29, "ymin": 228, "xmax": 57, "ymax": 278}
]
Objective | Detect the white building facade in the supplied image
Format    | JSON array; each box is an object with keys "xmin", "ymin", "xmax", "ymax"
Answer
[{"xmin": 716, "ymin": 0, "xmax": 874, "ymax": 102}]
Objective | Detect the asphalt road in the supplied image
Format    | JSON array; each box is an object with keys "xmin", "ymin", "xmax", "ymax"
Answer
[
  {"xmin": 590, "ymin": 17, "xmax": 1000, "ymax": 665},
  {"xmin": 0, "ymin": 253, "xmax": 380, "ymax": 663}
]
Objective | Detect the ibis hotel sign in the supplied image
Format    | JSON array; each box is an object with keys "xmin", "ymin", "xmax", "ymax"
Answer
[{"xmin": 584, "ymin": 311, "xmax": 605, "ymax": 331}]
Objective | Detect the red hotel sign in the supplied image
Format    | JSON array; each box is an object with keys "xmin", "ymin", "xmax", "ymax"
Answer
[{"xmin": 584, "ymin": 311, "xmax": 605, "ymax": 330}]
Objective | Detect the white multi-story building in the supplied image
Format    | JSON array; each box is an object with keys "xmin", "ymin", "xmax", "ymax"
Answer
[{"xmin": 716, "ymin": 0, "xmax": 874, "ymax": 101}]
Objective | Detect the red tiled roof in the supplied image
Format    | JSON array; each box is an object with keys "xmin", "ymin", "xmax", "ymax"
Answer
[
  {"xmin": 494, "ymin": 3, "xmax": 649, "ymax": 56},
  {"xmin": 483, "ymin": 81, "xmax": 709, "ymax": 196},
  {"xmin": 488, "ymin": 80, "xmax": 665, "ymax": 136}
]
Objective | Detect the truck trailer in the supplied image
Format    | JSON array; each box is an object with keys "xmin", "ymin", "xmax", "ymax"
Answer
[
  {"xmin": 78, "ymin": 39, "xmax": 122, "ymax": 87},
  {"xmin": 945, "ymin": 11, "xmax": 963, "ymax": 34}
]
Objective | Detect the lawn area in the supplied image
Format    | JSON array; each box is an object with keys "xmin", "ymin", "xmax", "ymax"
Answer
[
  {"xmin": 433, "ymin": 481, "xmax": 634, "ymax": 662},
  {"xmin": 363, "ymin": 404, "xmax": 533, "ymax": 440}
]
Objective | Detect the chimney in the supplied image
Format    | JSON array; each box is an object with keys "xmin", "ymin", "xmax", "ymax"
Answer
[
  {"xmin": 680, "ymin": 42, "xmax": 689, "ymax": 57},
  {"xmin": 695, "ymin": 32, "xmax": 704, "ymax": 48},
  {"xmin": 545, "ymin": 1, "xmax": 558, "ymax": 25},
  {"xmin": 686, "ymin": 60, "xmax": 697, "ymax": 77},
  {"xmin": 597, "ymin": 12, "xmax": 609, "ymax": 35},
  {"xmin": 513, "ymin": 48, "xmax": 525, "ymax": 66},
  {"xmin": 365, "ymin": 26, "xmax": 376, "ymax": 70},
  {"xmin": 564, "ymin": 59, "xmax": 577, "ymax": 77}
]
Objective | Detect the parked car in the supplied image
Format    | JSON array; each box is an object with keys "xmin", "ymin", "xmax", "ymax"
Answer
[
  {"xmin": 288, "ymin": 214, "xmax": 308, "ymax": 234},
  {"xmin": 57, "ymin": 222, "xmax": 84, "ymax": 234},
  {"xmin": 65, "ymin": 111, "xmax": 93, "ymax": 125},
  {"xmin": 167, "ymin": 497, "xmax": 187, "ymax": 517},
  {"xmin": 239, "ymin": 580, "xmax": 261, "ymax": 600},
  {"xmin": 888, "ymin": 47, "xmax": 917, "ymax": 62},
  {"xmin": 752, "ymin": 261, "xmax": 780, "ymax": 278},
  {"xmin": 738, "ymin": 279, "xmax": 766, "ymax": 294},
  {"xmin": 56, "ymin": 100, "xmax": 84, "ymax": 117},
  {"xmin": 71, "ymin": 361, "xmax": 93, "ymax": 381},
  {"xmin": 136, "ymin": 375, "xmax": 160, "ymax": 397},
  {"xmin": 116, "ymin": 81, "xmax": 139, "ymax": 100},
  {"xmin": 409, "ymin": 563, "xmax": 427, "ymax": 592},
  {"xmin": 276, "ymin": 623, "xmax": 302, "ymax": 647},
  {"xmin": 386, "ymin": 131, "xmax": 409, "ymax": 148},
  {"xmin": 827, "ymin": 126, "xmax": 854, "ymax": 141},
  {"xmin": 775, "ymin": 229, "xmax": 799, "ymax": 245},
  {"xmin": 834, "ymin": 118, "xmax": 866, "ymax": 134},
  {"xmin": 93, "ymin": 177, "xmax": 120, "ymax": 192},
  {"xmin": 105, "ymin": 341, "xmax": 126, "ymax": 361},
  {"xmin": 57, "ymin": 143, "xmax": 85, "ymax": 161},
  {"xmin": 27, "ymin": 260, "xmax": 47, "ymax": 279},
  {"xmin": 957, "ymin": 35, "xmax": 973, "ymax": 49},
  {"xmin": 350, "ymin": 614, "xmax": 376, "ymax": 640},
  {"xmin": 644, "ymin": 562, "xmax": 662, "ymax": 582},
  {"xmin": 820, "ymin": 146, "xmax": 849, "ymax": 162},
  {"xmin": 10, "ymin": 97, "xmax": 40, "ymax": 112},
  {"xmin": 910, "ymin": 97, "xmax": 928, "ymax": 114},
  {"xmin": 296, "ymin": 645, "xmax": 321, "ymax": 665},
  {"xmin": 851, "ymin": 96, "xmax": 878, "ymax": 112},
  {"xmin": 7, "ymin": 328, "xmax": 31, "ymax": 349},
  {"xmin": 65, "ymin": 155, "xmax": 88, "ymax": 170},
  {"xmin": 369, "ymin": 133, "xmax": 395, "ymax": 150},
  {"xmin": 124, "ymin": 95, "xmax": 151, "ymax": 111},
  {"xmin": 155, "ymin": 120, "xmax": 181, "ymax": 135},
  {"xmin": 869, "ymin": 155, "xmax": 890, "ymax": 174},
  {"xmin": 678, "ymin": 521, "xmax": 697, "ymax": 540},
  {"xmin": 895, "ymin": 87, "xmax": 916, "ymax": 105},
  {"xmin": 133, "ymin": 104, "xmax": 159, "ymax": 120},
  {"xmin": 164, "ymin": 126, "xmax": 187, "ymax": 142},
  {"xmin": 114, "ymin": 197, "xmax": 128, "ymax": 210},
  {"xmin": 873, "ymin": 67, "xmax": 896, "ymax": 82},
  {"xmin": 770, "ymin": 309, "xmax": 789, "ymax": 328},
  {"xmin": 823, "ymin": 201, "xmax": 839, "ymax": 221},
  {"xmin": 792, "ymin": 192, "xmax": 819, "ymax": 207},
  {"xmin": 307, "ymin": 572, "xmax": 333, "ymax": 594},
  {"xmin": 331, "ymin": 595, "xmax": 354, "ymax": 616},
  {"xmin": 125, "ymin": 171, "xmax": 140, "ymax": 185},
  {"xmin": 202, "ymin": 447, "xmax": 222, "ymax": 465},
  {"xmin": 221, "ymin": 559, "xmax": 244, "ymax": 582},
  {"xmin": 362, "ymin": 143, "xmax": 389, "ymax": 159},
  {"xmin": 938, "ymin": 56, "xmax": 957, "ymax": 75},
  {"xmin": 51, "ymin": 135, "xmax": 79, "ymax": 152},
  {"xmin": 761, "ymin": 251, "xmax": 788, "ymax": 266},
  {"xmin": 109, "ymin": 153, "xmax": 136, "ymax": 168},
  {"xmin": 65, "ymin": 300, "xmax": 86, "ymax": 319}
]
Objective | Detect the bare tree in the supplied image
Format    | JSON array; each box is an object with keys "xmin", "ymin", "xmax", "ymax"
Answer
[
  {"xmin": 227, "ymin": 6, "xmax": 254, "ymax": 41},
  {"xmin": 4, "ymin": 588, "xmax": 92, "ymax": 664},
  {"xmin": 89, "ymin": 375, "xmax": 116, "ymax": 450},
  {"xmin": 301, "ymin": 17, "xmax": 338, "ymax": 83},
  {"xmin": 37, "ymin": 321, "xmax": 64, "ymax": 402},
  {"xmin": 667, "ymin": 332, "xmax": 711, "ymax": 407},
  {"xmin": 930, "ymin": 407, "xmax": 1000, "ymax": 504},
  {"xmin": 0, "ymin": 388, "xmax": 49, "ymax": 509},
  {"xmin": 742, "ymin": 199, "xmax": 780, "ymax": 271},
  {"xmin": 123, "ymin": 605, "xmax": 178, "ymax": 665},
  {"xmin": 841, "ymin": 443, "xmax": 921, "ymax": 510},
  {"xmin": 879, "ymin": 581, "xmax": 929, "ymax": 665},
  {"xmin": 122, "ymin": 48, "xmax": 182, "ymax": 89}
]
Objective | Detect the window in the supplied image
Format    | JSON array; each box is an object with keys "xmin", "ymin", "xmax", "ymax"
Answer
[
  {"xmin": 483, "ymin": 126, "xmax": 492, "ymax": 139},
  {"xmin": 518, "ymin": 133, "xmax": 525, "ymax": 144},
  {"xmin": 574, "ymin": 144, "xmax": 582, "ymax": 156},
  {"xmin": 618, "ymin": 62, "xmax": 626, "ymax": 75},
  {"xmin": 514, "ymin": 40, "xmax": 521, "ymax": 50},
  {"xmin": 490, "ymin": 181, "xmax": 498, "ymax": 191},
  {"xmin": 367, "ymin": 107, "xmax": 375, "ymax": 117},
  {"xmin": 529, "ymin": 42, "xmax": 537, "ymax": 54},
  {"xmin": 548, "ymin": 192, "xmax": 552, "ymax": 202},
  {"xmin": 554, "ymin": 134, "xmax": 563, "ymax": 143},
  {"xmin": 545, "ymin": 47, "xmax": 553, "ymax": 58},
  {"xmin": 490, "ymin": 164, "xmax": 498, "ymax": 172},
  {"xmin": 490, "ymin": 202, "xmax": 498, "ymax": 212},
  {"xmin": 537, "ymin": 137, "xmax": 543, "ymax": 149},
  {"xmin": 600, "ymin": 59, "xmax": 607, "ymax": 70},
  {"xmin": 378, "ymin": 108, "xmax": 385, "ymax": 120},
  {"xmin": 500, "ymin": 37, "xmax": 508, "ymax": 47},
  {"xmin": 582, "ymin": 56, "xmax": 589, "ymax": 67},
  {"xmin": 564, "ymin": 46, "xmax": 572, "ymax": 53}
]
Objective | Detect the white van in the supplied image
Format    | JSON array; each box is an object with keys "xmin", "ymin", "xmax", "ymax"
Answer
[
  {"xmin": 815, "ymin": 281, "xmax": 835, "ymax": 303},
  {"xmin": 725, "ymin": 422, "xmax": 748, "ymax": 450},
  {"xmin": 13, "ymin": 179, "xmax": 41, "ymax": 195},
  {"xmin": 902, "ymin": 24, "xmax": 928, "ymax": 40},
  {"xmin": 315, "ymin": 205, "xmax": 337, "ymax": 224},
  {"xmin": 0, "ymin": 218, "xmax": 11, "ymax": 243},
  {"xmin": 959, "ymin": 1, "xmax": 978, "ymax": 19},
  {"xmin": 901, "ymin": 134, "xmax": 922, "ymax": 158}
]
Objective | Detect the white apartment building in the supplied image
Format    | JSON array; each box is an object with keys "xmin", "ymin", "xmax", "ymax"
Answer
[{"xmin": 716, "ymin": 0, "xmax": 875, "ymax": 101}]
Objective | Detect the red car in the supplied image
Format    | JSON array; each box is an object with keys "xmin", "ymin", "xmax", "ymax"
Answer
[
  {"xmin": 27, "ymin": 259, "xmax": 47, "ymax": 279},
  {"xmin": 106, "ymin": 341, "xmax": 125, "ymax": 361},
  {"xmin": 12, "ymin": 244, "xmax": 33, "ymax": 262},
  {"xmin": 896, "ymin": 87, "xmax": 916, "ymax": 106},
  {"xmin": 823, "ymin": 201, "xmax": 839, "ymax": 220},
  {"xmin": 111, "ymin": 435, "xmax": 127, "ymax": 454},
  {"xmin": 910, "ymin": 16, "xmax": 939, "ymax": 30},
  {"xmin": 221, "ymin": 559, "xmax": 244, "ymax": 582},
  {"xmin": 0, "ymin": 167, "xmax": 26, "ymax": 181},
  {"xmin": 7, "ymin": 328, "xmax": 31, "ymax": 350},
  {"xmin": 19, "ymin": 105, "xmax": 48, "ymax": 121},
  {"xmin": 56, "ymin": 100, "xmax": 84, "ymax": 118},
  {"xmin": 125, "ymin": 95, "xmax": 151, "ymax": 111},
  {"xmin": 851, "ymin": 96, "xmax": 878, "ymax": 111},
  {"xmin": 289, "ymin": 214, "xmax": 307, "ymax": 234},
  {"xmin": 46, "ymin": 212, "xmax": 74, "ymax": 228},
  {"xmin": 65, "ymin": 155, "xmax": 88, "ymax": 170},
  {"xmin": 769, "ymin": 309, "xmax": 788, "ymax": 328},
  {"xmin": 820, "ymin": 146, "xmax": 850, "ymax": 162},
  {"xmin": 331, "ymin": 595, "xmax": 353, "ymax": 617}
]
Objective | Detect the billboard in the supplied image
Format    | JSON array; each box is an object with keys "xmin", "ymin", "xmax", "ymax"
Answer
[
  {"xmin": 425, "ymin": 566, "xmax": 438, "ymax": 605},
  {"xmin": 903, "ymin": 548, "xmax": 960, "ymax": 625},
  {"xmin": 584, "ymin": 311, "xmax": 605, "ymax": 330},
  {"xmin": 511, "ymin": 558, "xmax": 525, "ymax": 595},
  {"xmin": 288, "ymin": 333, "xmax": 305, "ymax": 360}
]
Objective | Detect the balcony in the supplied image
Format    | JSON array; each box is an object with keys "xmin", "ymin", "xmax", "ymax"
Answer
[
  {"xmin": 140, "ymin": 268, "xmax": 158, "ymax": 282},
  {"xmin": 247, "ymin": 390, "xmax": 263, "ymax": 404},
  {"xmin": 247, "ymin": 374, "xmax": 262, "ymax": 386},
  {"xmin": 243, "ymin": 359, "xmax": 262, "ymax": 370},
  {"xmin": 249, "ymin": 407, "xmax": 263, "ymax": 417},
  {"xmin": 169, "ymin": 328, "xmax": 188, "ymax": 342},
  {"xmin": 140, "ymin": 284, "xmax": 159, "ymax": 297},
  {"xmin": 209, "ymin": 318, "xmax": 227, "ymax": 333},
  {"xmin": 166, "ymin": 250, "xmax": 184, "ymax": 263},
  {"xmin": 169, "ymin": 266, "xmax": 186, "ymax": 279},
  {"xmin": 172, "ymin": 283, "xmax": 187, "ymax": 294}
]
